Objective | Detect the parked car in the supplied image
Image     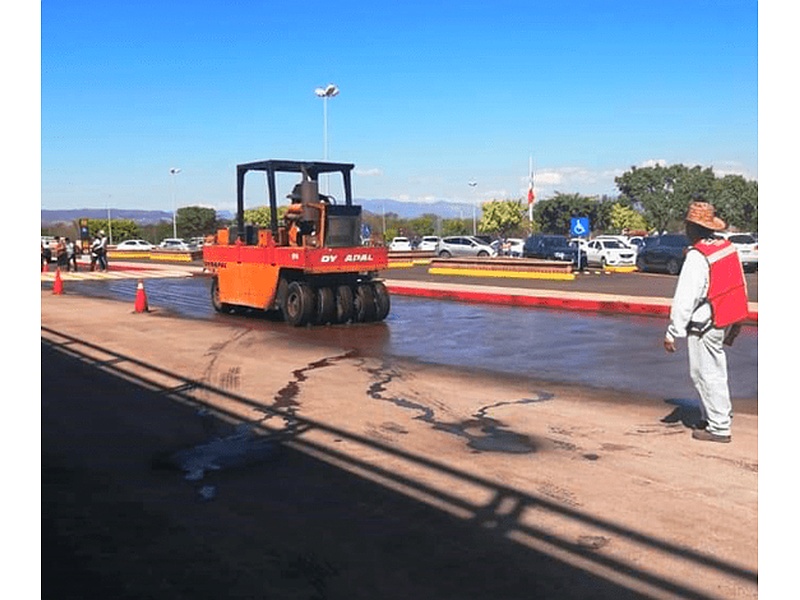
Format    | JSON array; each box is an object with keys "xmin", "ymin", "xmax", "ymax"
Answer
[
  {"xmin": 159, "ymin": 238, "xmax": 191, "ymax": 251},
  {"xmin": 436, "ymin": 235, "xmax": 497, "ymax": 258},
  {"xmin": 719, "ymin": 232, "xmax": 758, "ymax": 272},
  {"xmin": 523, "ymin": 234, "xmax": 587, "ymax": 270},
  {"xmin": 635, "ymin": 234, "xmax": 690, "ymax": 274},
  {"xmin": 389, "ymin": 236, "xmax": 412, "ymax": 251},
  {"xmin": 585, "ymin": 238, "xmax": 637, "ymax": 268},
  {"xmin": 418, "ymin": 236, "xmax": 440, "ymax": 252},
  {"xmin": 627, "ymin": 236, "xmax": 645, "ymax": 250},
  {"xmin": 115, "ymin": 239, "xmax": 155, "ymax": 251},
  {"xmin": 502, "ymin": 238, "xmax": 525, "ymax": 257}
]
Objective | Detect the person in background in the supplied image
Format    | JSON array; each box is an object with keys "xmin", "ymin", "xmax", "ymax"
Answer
[
  {"xmin": 90, "ymin": 233, "xmax": 102, "ymax": 271},
  {"xmin": 55, "ymin": 237, "xmax": 67, "ymax": 269},
  {"xmin": 97, "ymin": 230, "xmax": 109, "ymax": 272},
  {"xmin": 69, "ymin": 237, "xmax": 80, "ymax": 272},
  {"xmin": 663, "ymin": 201, "xmax": 749, "ymax": 443}
]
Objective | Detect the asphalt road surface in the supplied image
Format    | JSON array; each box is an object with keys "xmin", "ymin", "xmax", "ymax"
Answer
[{"xmin": 62, "ymin": 273, "xmax": 758, "ymax": 406}]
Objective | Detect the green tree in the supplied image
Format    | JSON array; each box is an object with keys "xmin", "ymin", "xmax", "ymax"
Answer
[
  {"xmin": 615, "ymin": 164, "xmax": 716, "ymax": 232},
  {"xmin": 712, "ymin": 175, "xmax": 758, "ymax": 232},
  {"xmin": 408, "ymin": 213, "xmax": 438, "ymax": 237},
  {"xmin": 532, "ymin": 193, "xmax": 612, "ymax": 235},
  {"xmin": 441, "ymin": 218, "xmax": 470, "ymax": 236},
  {"xmin": 176, "ymin": 206, "xmax": 217, "ymax": 238},
  {"xmin": 242, "ymin": 205, "xmax": 274, "ymax": 228},
  {"xmin": 479, "ymin": 199, "xmax": 525, "ymax": 237},
  {"xmin": 85, "ymin": 218, "xmax": 140, "ymax": 243},
  {"xmin": 607, "ymin": 203, "xmax": 649, "ymax": 233}
]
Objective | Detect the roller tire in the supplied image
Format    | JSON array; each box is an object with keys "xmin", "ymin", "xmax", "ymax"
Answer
[
  {"xmin": 314, "ymin": 286, "xmax": 336, "ymax": 325},
  {"xmin": 211, "ymin": 277, "xmax": 231, "ymax": 313},
  {"xmin": 354, "ymin": 283, "xmax": 377, "ymax": 323},
  {"xmin": 283, "ymin": 281, "xmax": 315, "ymax": 326},
  {"xmin": 335, "ymin": 285, "xmax": 354, "ymax": 324},
  {"xmin": 372, "ymin": 281, "xmax": 391, "ymax": 321}
]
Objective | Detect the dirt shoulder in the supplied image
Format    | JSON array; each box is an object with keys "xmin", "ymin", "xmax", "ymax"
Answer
[{"xmin": 41, "ymin": 291, "xmax": 757, "ymax": 599}]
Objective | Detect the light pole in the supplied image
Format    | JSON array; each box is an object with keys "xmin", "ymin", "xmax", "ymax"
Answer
[
  {"xmin": 314, "ymin": 83, "xmax": 339, "ymax": 194},
  {"xmin": 468, "ymin": 180, "xmax": 477, "ymax": 235},
  {"xmin": 170, "ymin": 167, "xmax": 181, "ymax": 238}
]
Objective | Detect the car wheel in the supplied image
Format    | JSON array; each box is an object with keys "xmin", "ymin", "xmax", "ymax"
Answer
[
  {"xmin": 438, "ymin": 250, "xmax": 451, "ymax": 258},
  {"xmin": 477, "ymin": 250, "xmax": 488, "ymax": 257},
  {"xmin": 600, "ymin": 257, "xmax": 607, "ymax": 269},
  {"xmin": 666, "ymin": 258, "xmax": 681, "ymax": 276},
  {"xmin": 636, "ymin": 256, "xmax": 647, "ymax": 272}
]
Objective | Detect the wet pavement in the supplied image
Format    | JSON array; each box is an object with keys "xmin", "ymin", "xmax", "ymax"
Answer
[{"xmin": 60, "ymin": 276, "xmax": 758, "ymax": 406}]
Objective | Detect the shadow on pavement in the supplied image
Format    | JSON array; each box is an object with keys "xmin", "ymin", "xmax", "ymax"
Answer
[{"xmin": 41, "ymin": 329, "xmax": 756, "ymax": 600}]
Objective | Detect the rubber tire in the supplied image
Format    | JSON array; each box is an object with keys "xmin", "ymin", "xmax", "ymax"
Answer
[
  {"xmin": 600, "ymin": 257, "xmax": 607, "ymax": 269},
  {"xmin": 636, "ymin": 256, "xmax": 647, "ymax": 272},
  {"xmin": 283, "ymin": 281, "xmax": 315, "ymax": 326},
  {"xmin": 372, "ymin": 281, "xmax": 391, "ymax": 321},
  {"xmin": 666, "ymin": 258, "xmax": 680, "ymax": 276},
  {"xmin": 477, "ymin": 250, "xmax": 488, "ymax": 257},
  {"xmin": 314, "ymin": 286, "xmax": 336, "ymax": 325},
  {"xmin": 354, "ymin": 284, "xmax": 377, "ymax": 323},
  {"xmin": 439, "ymin": 250, "xmax": 451, "ymax": 258},
  {"xmin": 335, "ymin": 285, "xmax": 354, "ymax": 324}
]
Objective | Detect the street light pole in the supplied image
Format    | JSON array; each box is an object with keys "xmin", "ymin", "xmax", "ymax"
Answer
[
  {"xmin": 468, "ymin": 181, "xmax": 477, "ymax": 235},
  {"xmin": 314, "ymin": 84, "xmax": 339, "ymax": 194},
  {"xmin": 170, "ymin": 168, "xmax": 181, "ymax": 238}
]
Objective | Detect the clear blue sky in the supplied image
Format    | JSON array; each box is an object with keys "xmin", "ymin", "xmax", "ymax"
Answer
[{"xmin": 37, "ymin": 0, "xmax": 758, "ymax": 213}]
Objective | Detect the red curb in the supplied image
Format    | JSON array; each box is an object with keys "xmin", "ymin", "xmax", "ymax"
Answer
[{"xmin": 386, "ymin": 283, "xmax": 758, "ymax": 324}]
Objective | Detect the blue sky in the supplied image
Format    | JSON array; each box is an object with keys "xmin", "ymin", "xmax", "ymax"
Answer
[{"xmin": 37, "ymin": 0, "xmax": 758, "ymax": 213}]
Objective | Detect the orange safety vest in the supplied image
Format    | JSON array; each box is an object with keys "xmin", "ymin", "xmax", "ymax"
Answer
[{"xmin": 692, "ymin": 239, "xmax": 749, "ymax": 328}]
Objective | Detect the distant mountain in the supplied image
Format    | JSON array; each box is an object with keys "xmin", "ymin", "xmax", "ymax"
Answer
[
  {"xmin": 357, "ymin": 198, "xmax": 474, "ymax": 219},
  {"xmin": 41, "ymin": 201, "xmax": 467, "ymax": 226},
  {"xmin": 41, "ymin": 209, "xmax": 174, "ymax": 226}
]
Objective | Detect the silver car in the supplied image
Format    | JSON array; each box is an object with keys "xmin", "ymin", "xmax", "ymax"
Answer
[{"xmin": 436, "ymin": 235, "xmax": 497, "ymax": 258}]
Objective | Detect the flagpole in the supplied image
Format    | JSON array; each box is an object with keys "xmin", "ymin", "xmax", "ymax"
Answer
[{"xmin": 528, "ymin": 154, "xmax": 534, "ymax": 223}]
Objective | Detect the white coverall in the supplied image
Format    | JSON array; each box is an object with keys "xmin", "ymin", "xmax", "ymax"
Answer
[{"xmin": 665, "ymin": 248, "xmax": 733, "ymax": 436}]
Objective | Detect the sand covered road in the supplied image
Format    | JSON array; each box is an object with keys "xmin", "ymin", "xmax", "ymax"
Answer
[{"xmin": 41, "ymin": 291, "xmax": 757, "ymax": 599}]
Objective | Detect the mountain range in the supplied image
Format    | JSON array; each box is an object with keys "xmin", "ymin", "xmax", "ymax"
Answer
[{"xmin": 41, "ymin": 199, "xmax": 479, "ymax": 225}]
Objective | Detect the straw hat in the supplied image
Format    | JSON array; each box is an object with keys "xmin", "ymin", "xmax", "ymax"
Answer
[{"xmin": 685, "ymin": 201, "xmax": 726, "ymax": 231}]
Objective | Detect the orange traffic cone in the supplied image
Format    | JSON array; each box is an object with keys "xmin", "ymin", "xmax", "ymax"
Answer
[
  {"xmin": 134, "ymin": 279, "xmax": 149, "ymax": 313},
  {"xmin": 53, "ymin": 267, "xmax": 63, "ymax": 295}
]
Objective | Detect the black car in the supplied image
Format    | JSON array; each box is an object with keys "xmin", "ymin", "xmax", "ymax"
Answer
[
  {"xmin": 522, "ymin": 234, "xmax": 587, "ymax": 270},
  {"xmin": 635, "ymin": 234, "xmax": 690, "ymax": 274}
]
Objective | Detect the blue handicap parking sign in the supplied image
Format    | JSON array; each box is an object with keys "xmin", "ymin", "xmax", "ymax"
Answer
[{"xmin": 570, "ymin": 217, "xmax": 590, "ymax": 237}]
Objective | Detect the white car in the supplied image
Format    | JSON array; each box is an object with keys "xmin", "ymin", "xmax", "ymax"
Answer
[
  {"xmin": 389, "ymin": 236, "xmax": 412, "ymax": 251},
  {"xmin": 115, "ymin": 239, "xmax": 155, "ymax": 251},
  {"xmin": 418, "ymin": 236, "xmax": 440, "ymax": 252},
  {"xmin": 159, "ymin": 238, "xmax": 191, "ymax": 251},
  {"xmin": 585, "ymin": 238, "xmax": 637, "ymax": 268},
  {"xmin": 720, "ymin": 232, "xmax": 758, "ymax": 272}
]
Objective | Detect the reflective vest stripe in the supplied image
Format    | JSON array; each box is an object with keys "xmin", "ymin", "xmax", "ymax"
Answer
[{"xmin": 704, "ymin": 243, "xmax": 738, "ymax": 264}]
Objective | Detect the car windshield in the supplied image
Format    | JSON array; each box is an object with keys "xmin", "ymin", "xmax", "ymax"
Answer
[
  {"xmin": 603, "ymin": 240, "xmax": 623, "ymax": 248},
  {"xmin": 729, "ymin": 234, "xmax": 755, "ymax": 244}
]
